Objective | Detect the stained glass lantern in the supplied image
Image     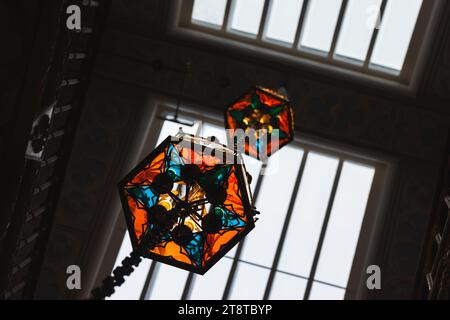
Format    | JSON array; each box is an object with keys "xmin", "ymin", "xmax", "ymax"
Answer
[
  {"xmin": 225, "ymin": 86, "xmax": 294, "ymax": 160},
  {"xmin": 118, "ymin": 132, "xmax": 257, "ymax": 275}
]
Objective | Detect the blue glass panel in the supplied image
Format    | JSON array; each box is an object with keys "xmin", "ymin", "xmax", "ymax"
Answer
[
  {"xmin": 166, "ymin": 143, "xmax": 185, "ymax": 181},
  {"xmin": 184, "ymin": 232, "xmax": 205, "ymax": 267},
  {"xmin": 127, "ymin": 185, "xmax": 159, "ymax": 209},
  {"xmin": 214, "ymin": 206, "xmax": 246, "ymax": 229}
]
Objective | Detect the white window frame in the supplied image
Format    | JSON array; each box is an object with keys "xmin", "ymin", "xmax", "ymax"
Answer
[
  {"xmin": 167, "ymin": 0, "xmax": 445, "ymax": 95},
  {"xmin": 95, "ymin": 100, "xmax": 396, "ymax": 300}
]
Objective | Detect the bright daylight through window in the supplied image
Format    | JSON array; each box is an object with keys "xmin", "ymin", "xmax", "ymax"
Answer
[
  {"xmin": 108, "ymin": 112, "xmax": 377, "ymax": 300},
  {"xmin": 188, "ymin": 0, "xmax": 425, "ymax": 76}
]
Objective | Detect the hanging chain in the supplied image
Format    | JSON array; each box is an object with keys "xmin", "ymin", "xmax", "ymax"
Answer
[
  {"xmin": 174, "ymin": 61, "xmax": 191, "ymax": 121},
  {"xmin": 90, "ymin": 214, "xmax": 178, "ymax": 300}
]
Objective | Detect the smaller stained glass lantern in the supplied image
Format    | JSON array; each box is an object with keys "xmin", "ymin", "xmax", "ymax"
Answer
[
  {"xmin": 225, "ymin": 86, "xmax": 295, "ymax": 160},
  {"xmin": 118, "ymin": 132, "xmax": 257, "ymax": 275}
]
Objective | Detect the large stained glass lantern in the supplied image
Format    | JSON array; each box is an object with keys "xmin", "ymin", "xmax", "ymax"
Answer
[
  {"xmin": 92, "ymin": 131, "xmax": 257, "ymax": 299},
  {"xmin": 225, "ymin": 86, "xmax": 295, "ymax": 160},
  {"xmin": 118, "ymin": 131, "xmax": 256, "ymax": 275}
]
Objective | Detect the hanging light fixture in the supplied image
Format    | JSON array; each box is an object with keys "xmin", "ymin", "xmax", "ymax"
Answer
[
  {"xmin": 225, "ymin": 86, "xmax": 295, "ymax": 160},
  {"xmin": 91, "ymin": 130, "xmax": 257, "ymax": 299},
  {"xmin": 156, "ymin": 60, "xmax": 196, "ymax": 127}
]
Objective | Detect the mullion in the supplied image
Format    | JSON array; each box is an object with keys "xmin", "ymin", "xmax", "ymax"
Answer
[
  {"xmin": 363, "ymin": 0, "xmax": 389, "ymax": 69},
  {"xmin": 328, "ymin": 0, "xmax": 349, "ymax": 60},
  {"xmin": 257, "ymin": 0, "xmax": 271, "ymax": 40},
  {"xmin": 222, "ymin": 0, "xmax": 234, "ymax": 31},
  {"xmin": 263, "ymin": 151, "xmax": 308, "ymax": 299},
  {"xmin": 221, "ymin": 238, "xmax": 245, "ymax": 300},
  {"xmin": 293, "ymin": 0, "xmax": 310, "ymax": 49},
  {"xmin": 222, "ymin": 162, "xmax": 267, "ymax": 300},
  {"xmin": 303, "ymin": 160, "xmax": 344, "ymax": 300},
  {"xmin": 140, "ymin": 261, "xmax": 158, "ymax": 300},
  {"xmin": 181, "ymin": 272, "xmax": 195, "ymax": 300}
]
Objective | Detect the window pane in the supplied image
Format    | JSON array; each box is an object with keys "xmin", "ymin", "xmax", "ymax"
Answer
[
  {"xmin": 146, "ymin": 264, "xmax": 190, "ymax": 300},
  {"xmin": 242, "ymin": 154, "xmax": 263, "ymax": 193},
  {"xmin": 309, "ymin": 282, "xmax": 345, "ymax": 300},
  {"xmin": 335, "ymin": 0, "xmax": 382, "ymax": 62},
  {"xmin": 192, "ymin": 0, "xmax": 228, "ymax": 26},
  {"xmin": 228, "ymin": 262, "xmax": 270, "ymax": 299},
  {"xmin": 107, "ymin": 234, "xmax": 152, "ymax": 300},
  {"xmin": 277, "ymin": 152, "xmax": 339, "ymax": 277},
  {"xmin": 265, "ymin": 0, "xmax": 304, "ymax": 44},
  {"xmin": 300, "ymin": 0, "xmax": 343, "ymax": 53},
  {"xmin": 315, "ymin": 162, "xmax": 375, "ymax": 287},
  {"xmin": 188, "ymin": 258, "xmax": 233, "ymax": 300},
  {"xmin": 370, "ymin": 0, "xmax": 423, "ymax": 71},
  {"xmin": 269, "ymin": 272, "xmax": 307, "ymax": 300},
  {"xmin": 201, "ymin": 123, "xmax": 227, "ymax": 144},
  {"xmin": 230, "ymin": 0, "xmax": 265, "ymax": 35},
  {"xmin": 156, "ymin": 118, "xmax": 199, "ymax": 145},
  {"xmin": 239, "ymin": 146, "xmax": 304, "ymax": 267}
]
